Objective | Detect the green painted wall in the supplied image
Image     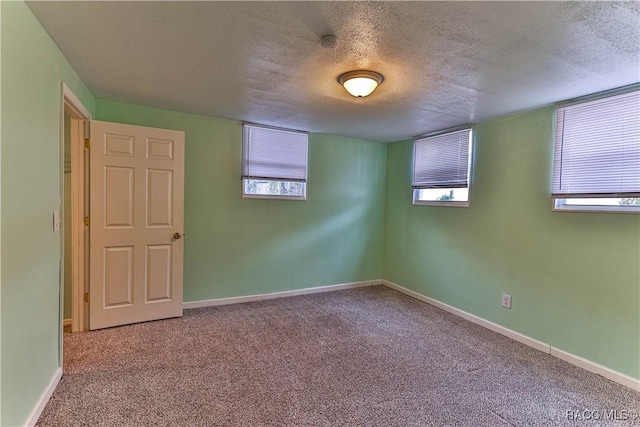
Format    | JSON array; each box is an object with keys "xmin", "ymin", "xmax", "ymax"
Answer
[
  {"xmin": 1, "ymin": 2, "xmax": 95, "ymax": 425},
  {"xmin": 95, "ymin": 100, "xmax": 387, "ymax": 302},
  {"xmin": 384, "ymin": 107, "xmax": 640, "ymax": 380}
]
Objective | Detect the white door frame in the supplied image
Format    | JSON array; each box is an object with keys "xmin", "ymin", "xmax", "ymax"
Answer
[{"xmin": 60, "ymin": 82, "xmax": 91, "ymax": 354}]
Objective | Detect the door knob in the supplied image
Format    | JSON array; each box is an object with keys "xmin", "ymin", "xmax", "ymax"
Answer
[{"xmin": 173, "ymin": 232, "xmax": 182, "ymax": 240}]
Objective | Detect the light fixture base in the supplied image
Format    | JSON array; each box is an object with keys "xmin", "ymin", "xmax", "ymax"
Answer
[
  {"xmin": 320, "ymin": 35, "xmax": 337, "ymax": 49},
  {"xmin": 338, "ymin": 70, "xmax": 384, "ymax": 98}
]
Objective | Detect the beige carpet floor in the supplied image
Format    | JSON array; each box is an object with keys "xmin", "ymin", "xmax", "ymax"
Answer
[{"xmin": 38, "ymin": 286, "xmax": 639, "ymax": 426}]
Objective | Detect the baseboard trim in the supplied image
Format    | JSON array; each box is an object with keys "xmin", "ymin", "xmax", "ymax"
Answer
[
  {"xmin": 382, "ymin": 280, "xmax": 639, "ymax": 391},
  {"xmin": 184, "ymin": 280, "xmax": 382, "ymax": 310},
  {"xmin": 382, "ymin": 280, "xmax": 549, "ymax": 352},
  {"xmin": 550, "ymin": 347, "xmax": 640, "ymax": 392},
  {"xmin": 24, "ymin": 367, "xmax": 62, "ymax": 427},
  {"xmin": 63, "ymin": 318, "xmax": 72, "ymax": 327}
]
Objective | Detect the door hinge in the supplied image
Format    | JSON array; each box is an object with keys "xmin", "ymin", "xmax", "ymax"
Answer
[
  {"xmin": 84, "ymin": 293, "xmax": 90, "ymax": 303},
  {"xmin": 84, "ymin": 216, "xmax": 90, "ymax": 227},
  {"xmin": 84, "ymin": 138, "xmax": 90, "ymax": 149}
]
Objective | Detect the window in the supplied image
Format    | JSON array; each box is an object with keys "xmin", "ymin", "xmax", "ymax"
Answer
[
  {"xmin": 242, "ymin": 124, "xmax": 308, "ymax": 200},
  {"xmin": 552, "ymin": 89, "xmax": 640, "ymax": 213},
  {"xmin": 412, "ymin": 127, "xmax": 473, "ymax": 207}
]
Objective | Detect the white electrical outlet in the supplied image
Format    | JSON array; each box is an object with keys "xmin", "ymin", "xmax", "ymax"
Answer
[{"xmin": 501, "ymin": 294, "xmax": 512, "ymax": 309}]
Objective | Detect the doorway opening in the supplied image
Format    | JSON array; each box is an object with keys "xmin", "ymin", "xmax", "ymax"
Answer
[
  {"xmin": 61, "ymin": 92, "xmax": 185, "ymax": 339},
  {"xmin": 61, "ymin": 83, "xmax": 91, "ymax": 342}
]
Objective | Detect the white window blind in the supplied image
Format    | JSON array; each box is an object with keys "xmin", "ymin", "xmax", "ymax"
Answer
[
  {"xmin": 242, "ymin": 124, "xmax": 308, "ymax": 182},
  {"xmin": 552, "ymin": 90, "xmax": 640, "ymax": 197},
  {"xmin": 412, "ymin": 128, "xmax": 472, "ymax": 189}
]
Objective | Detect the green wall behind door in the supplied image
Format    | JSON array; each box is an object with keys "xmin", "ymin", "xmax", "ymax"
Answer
[
  {"xmin": 95, "ymin": 100, "xmax": 387, "ymax": 302},
  {"xmin": 384, "ymin": 107, "xmax": 640, "ymax": 380}
]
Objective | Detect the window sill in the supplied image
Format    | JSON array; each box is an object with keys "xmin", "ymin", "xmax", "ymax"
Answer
[
  {"xmin": 552, "ymin": 200, "xmax": 640, "ymax": 214},
  {"xmin": 242, "ymin": 193, "xmax": 307, "ymax": 201},
  {"xmin": 412, "ymin": 200, "xmax": 470, "ymax": 208}
]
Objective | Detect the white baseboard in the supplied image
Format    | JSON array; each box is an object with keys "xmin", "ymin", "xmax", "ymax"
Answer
[
  {"xmin": 382, "ymin": 280, "xmax": 550, "ymax": 352},
  {"xmin": 382, "ymin": 280, "xmax": 640, "ymax": 392},
  {"xmin": 63, "ymin": 318, "xmax": 72, "ymax": 327},
  {"xmin": 550, "ymin": 347, "xmax": 640, "ymax": 392},
  {"xmin": 24, "ymin": 367, "xmax": 62, "ymax": 427},
  {"xmin": 184, "ymin": 279, "xmax": 382, "ymax": 310}
]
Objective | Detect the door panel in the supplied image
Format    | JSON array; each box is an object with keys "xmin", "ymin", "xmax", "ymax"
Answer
[
  {"xmin": 146, "ymin": 245, "xmax": 172, "ymax": 302},
  {"xmin": 105, "ymin": 166, "xmax": 134, "ymax": 228},
  {"xmin": 89, "ymin": 120, "xmax": 184, "ymax": 330},
  {"xmin": 104, "ymin": 246, "xmax": 134, "ymax": 307},
  {"xmin": 105, "ymin": 133, "xmax": 135, "ymax": 157},
  {"xmin": 147, "ymin": 169, "xmax": 173, "ymax": 227},
  {"xmin": 147, "ymin": 138, "xmax": 174, "ymax": 160}
]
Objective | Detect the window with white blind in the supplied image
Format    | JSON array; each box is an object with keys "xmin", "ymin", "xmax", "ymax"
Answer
[
  {"xmin": 552, "ymin": 88, "xmax": 640, "ymax": 213},
  {"xmin": 412, "ymin": 127, "xmax": 473, "ymax": 206},
  {"xmin": 242, "ymin": 124, "xmax": 308, "ymax": 200}
]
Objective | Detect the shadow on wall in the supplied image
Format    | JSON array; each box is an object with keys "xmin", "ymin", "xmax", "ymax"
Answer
[{"xmin": 249, "ymin": 202, "xmax": 375, "ymax": 287}]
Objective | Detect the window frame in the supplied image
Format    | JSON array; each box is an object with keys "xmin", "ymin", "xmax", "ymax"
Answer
[
  {"xmin": 241, "ymin": 123, "xmax": 309, "ymax": 201},
  {"xmin": 552, "ymin": 197, "xmax": 640, "ymax": 214},
  {"xmin": 241, "ymin": 179, "xmax": 307, "ymax": 201},
  {"xmin": 412, "ymin": 188, "xmax": 471, "ymax": 208},
  {"xmin": 551, "ymin": 85, "xmax": 640, "ymax": 214},
  {"xmin": 412, "ymin": 126, "xmax": 474, "ymax": 208}
]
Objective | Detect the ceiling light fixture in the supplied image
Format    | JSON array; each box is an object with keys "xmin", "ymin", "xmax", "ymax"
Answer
[{"xmin": 338, "ymin": 70, "xmax": 384, "ymax": 98}]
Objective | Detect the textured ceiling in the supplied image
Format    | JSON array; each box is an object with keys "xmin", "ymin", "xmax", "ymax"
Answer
[{"xmin": 27, "ymin": 1, "xmax": 640, "ymax": 142}]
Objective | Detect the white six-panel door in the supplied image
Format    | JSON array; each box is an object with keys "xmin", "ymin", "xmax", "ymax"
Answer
[{"xmin": 89, "ymin": 120, "xmax": 184, "ymax": 330}]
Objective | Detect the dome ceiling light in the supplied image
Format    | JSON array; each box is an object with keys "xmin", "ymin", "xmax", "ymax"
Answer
[{"xmin": 338, "ymin": 70, "xmax": 384, "ymax": 98}]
